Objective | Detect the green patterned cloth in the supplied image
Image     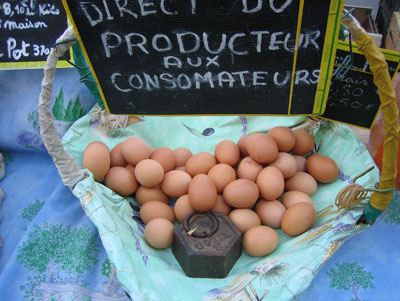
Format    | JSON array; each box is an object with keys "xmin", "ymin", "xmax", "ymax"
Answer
[{"xmin": 62, "ymin": 110, "xmax": 379, "ymax": 300}]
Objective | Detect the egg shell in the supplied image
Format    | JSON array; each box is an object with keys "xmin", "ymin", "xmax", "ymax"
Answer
[
  {"xmin": 306, "ymin": 154, "xmax": 339, "ymax": 183},
  {"xmin": 104, "ymin": 166, "xmax": 138, "ymax": 196},
  {"xmin": 174, "ymin": 194, "xmax": 195, "ymax": 223},
  {"xmin": 125, "ymin": 163, "xmax": 135, "ymax": 175},
  {"xmin": 242, "ymin": 225, "xmax": 279, "ymax": 257},
  {"xmin": 140, "ymin": 200, "xmax": 175, "ymax": 224},
  {"xmin": 174, "ymin": 147, "xmax": 193, "ymax": 167},
  {"xmin": 175, "ymin": 166, "xmax": 186, "ymax": 171},
  {"xmin": 281, "ymin": 202, "xmax": 316, "ymax": 236},
  {"xmin": 134, "ymin": 159, "xmax": 165, "ymax": 187},
  {"xmin": 135, "ymin": 185, "xmax": 170, "ymax": 205},
  {"xmin": 292, "ymin": 129, "xmax": 314, "ymax": 155},
  {"xmin": 144, "ymin": 218, "xmax": 175, "ymax": 249},
  {"xmin": 161, "ymin": 170, "xmax": 192, "ymax": 197},
  {"xmin": 122, "ymin": 137, "xmax": 150, "ymax": 165},
  {"xmin": 267, "ymin": 126, "xmax": 296, "ymax": 152},
  {"xmin": 255, "ymin": 200, "xmax": 286, "ymax": 228},
  {"xmin": 211, "ymin": 195, "xmax": 232, "ymax": 215},
  {"xmin": 237, "ymin": 135, "xmax": 249, "ymax": 157},
  {"xmin": 223, "ymin": 179, "xmax": 259, "ymax": 208},
  {"xmin": 149, "ymin": 147, "xmax": 157, "ymax": 155},
  {"xmin": 256, "ymin": 166, "xmax": 284, "ymax": 201},
  {"xmin": 208, "ymin": 163, "xmax": 236, "ymax": 193},
  {"xmin": 269, "ymin": 152, "xmax": 298, "ymax": 178},
  {"xmin": 110, "ymin": 143, "xmax": 127, "ymax": 167},
  {"xmin": 281, "ymin": 191, "xmax": 314, "ymax": 208},
  {"xmin": 229, "ymin": 209, "xmax": 261, "ymax": 234},
  {"xmin": 285, "ymin": 172, "xmax": 318, "ymax": 196},
  {"xmin": 236, "ymin": 156, "xmax": 263, "ymax": 182},
  {"xmin": 188, "ymin": 174, "xmax": 218, "ymax": 212},
  {"xmin": 246, "ymin": 133, "xmax": 278, "ymax": 164},
  {"xmin": 293, "ymin": 155, "xmax": 307, "ymax": 172},
  {"xmin": 214, "ymin": 140, "xmax": 240, "ymax": 166},
  {"xmin": 185, "ymin": 152, "xmax": 217, "ymax": 177},
  {"xmin": 150, "ymin": 147, "xmax": 176, "ymax": 173},
  {"xmin": 83, "ymin": 141, "xmax": 111, "ymax": 181}
]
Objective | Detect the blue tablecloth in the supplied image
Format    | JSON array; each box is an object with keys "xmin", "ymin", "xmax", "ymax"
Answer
[{"xmin": 0, "ymin": 67, "xmax": 399, "ymax": 300}]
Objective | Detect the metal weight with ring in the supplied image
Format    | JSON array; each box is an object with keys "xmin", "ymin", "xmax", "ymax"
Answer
[{"xmin": 183, "ymin": 212, "xmax": 219, "ymax": 238}]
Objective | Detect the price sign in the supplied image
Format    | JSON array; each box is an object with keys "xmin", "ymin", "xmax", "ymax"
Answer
[
  {"xmin": 0, "ymin": 0, "xmax": 70, "ymax": 69},
  {"xmin": 321, "ymin": 41, "xmax": 400, "ymax": 129}
]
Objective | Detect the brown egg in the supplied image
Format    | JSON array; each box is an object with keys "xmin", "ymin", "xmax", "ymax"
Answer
[
  {"xmin": 208, "ymin": 163, "xmax": 236, "ymax": 193},
  {"xmin": 214, "ymin": 140, "xmax": 240, "ymax": 166},
  {"xmin": 149, "ymin": 147, "xmax": 157, "ymax": 155},
  {"xmin": 174, "ymin": 194, "xmax": 195, "ymax": 223},
  {"xmin": 306, "ymin": 154, "xmax": 339, "ymax": 183},
  {"xmin": 140, "ymin": 200, "xmax": 175, "ymax": 224},
  {"xmin": 255, "ymin": 200, "xmax": 286, "ymax": 228},
  {"xmin": 151, "ymin": 147, "xmax": 176, "ymax": 173},
  {"xmin": 246, "ymin": 133, "xmax": 278, "ymax": 164},
  {"xmin": 236, "ymin": 156, "xmax": 263, "ymax": 182},
  {"xmin": 161, "ymin": 170, "xmax": 192, "ymax": 197},
  {"xmin": 174, "ymin": 147, "xmax": 193, "ymax": 167},
  {"xmin": 134, "ymin": 159, "xmax": 164, "ymax": 187},
  {"xmin": 269, "ymin": 152, "xmax": 298, "ymax": 178},
  {"xmin": 267, "ymin": 126, "xmax": 296, "ymax": 152},
  {"xmin": 110, "ymin": 143, "xmax": 127, "ymax": 167},
  {"xmin": 144, "ymin": 218, "xmax": 175, "ymax": 249},
  {"xmin": 229, "ymin": 209, "xmax": 261, "ymax": 234},
  {"xmin": 188, "ymin": 174, "xmax": 217, "ymax": 212},
  {"xmin": 211, "ymin": 195, "xmax": 232, "ymax": 215},
  {"xmin": 292, "ymin": 129, "xmax": 314, "ymax": 155},
  {"xmin": 122, "ymin": 137, "xmax": 150, "ymax": 165},
  {"xmin": 135, "ymin": 185, "xmax": 169, "ymax": 205},
  {"xmin": 256, "ymin": 166, "xmax": 284, "ymax": 201},
  {"xmin": 237, "ymin": 135, "xmax": 249, "ymax": 157},
  {"xmin": 281, "ymin": 191, "xmax": 314, "ymax": 208},
  {"xmin": 104, "ymin": 166, "xmax": 138, "ymax": 196},
  {"xmin": 285, "ymin": 172, "xmax": 318, "ymax": 196},
  {"xmin": 223, "ymin": 179, "xmax": 259, "ymax": 208},
  {"xmin": 293, "ymin": 155, "xmax": 307, "ymax": 172},
  {"xmin": 175, "ymin": 166, "xmax": 186, "ymax": 171},
  {"xmin": 185, "ymin": 152, "xmax": 217, "ymax": 177},
  {"xmin": 83, "ymin": 141, "xmax": 111, "ymax": 181},
  {"xmin": 125, "ymin": 163, "xmax": 135, "ymax": 175},
  {"xmin": 243, "ymin": 225, "xmax": 279, "ymax": 256},
  {"xmin": 281, "ymin": 202, "xmax": 316, "ymax": 236}
]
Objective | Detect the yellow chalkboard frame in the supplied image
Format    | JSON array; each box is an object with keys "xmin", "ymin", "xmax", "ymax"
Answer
[
  {"xmin": 63, "ymin": 0, "xmax": 345, "ymax": 116},
  {"xmin": 312, "ymin": 0, "xmax": 345, "ymax": 115}
]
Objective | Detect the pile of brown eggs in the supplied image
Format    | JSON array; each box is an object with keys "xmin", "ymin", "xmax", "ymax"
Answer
[{"xmin": 83, "ymin": 126, "xmax": 339, "ymax": 257}]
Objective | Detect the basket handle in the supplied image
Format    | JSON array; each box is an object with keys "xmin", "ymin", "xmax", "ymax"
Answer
[
  {"xmin": 39, "ymin": 27, "xmax": 86, "ymax": 189},
  {"xmin": 342, "ymin": 15, "xmax": 399, "ymax": 222}
]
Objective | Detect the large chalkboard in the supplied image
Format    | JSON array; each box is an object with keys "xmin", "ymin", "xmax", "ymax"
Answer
[
  {"xmin": 0, "ymin": 0, "xmax": 69, "ymax": 69},
  {"xmin": 63, "ymin": 0, "xmax": 344, "ymax": 115},
  {"xmin": 321, "ymin": 41, "xmax": 400, "ymax": 129}
]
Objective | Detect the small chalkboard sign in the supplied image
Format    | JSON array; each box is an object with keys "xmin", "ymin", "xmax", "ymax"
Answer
[
  {"xmin": 63, "ymin": 0, "xmax": 344, "ymax": 115},
  {"xmin": 321, "ymin": 41, "xmax": 400, "ymax": 129},
  {"xmin": 0, "ymin": 0, "xmax": 70, "ymax": 69}
]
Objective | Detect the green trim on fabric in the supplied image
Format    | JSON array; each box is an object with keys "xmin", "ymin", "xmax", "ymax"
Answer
[{"xmin": 364, "ymin": 203, "xmax": 384, "ymax": 223}]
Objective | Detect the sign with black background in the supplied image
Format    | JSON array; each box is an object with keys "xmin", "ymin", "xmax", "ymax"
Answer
[
  {"xmin": 63, "ymin": 0, "xmax": 344, "ymax": 115},
  {"xmin": 0, "ymin": 0, "xmax": 69, "ymax": 68},
  {"xmin": 322, "ymin": 41, "xmax": 400, "ymax": 129}
]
